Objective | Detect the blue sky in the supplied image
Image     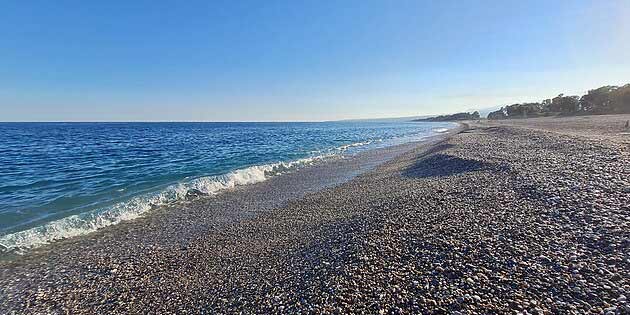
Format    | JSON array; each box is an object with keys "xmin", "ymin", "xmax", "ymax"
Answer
[{"xmin": 1, "ymin": 0, "xmax": 629, "ymax": 121}]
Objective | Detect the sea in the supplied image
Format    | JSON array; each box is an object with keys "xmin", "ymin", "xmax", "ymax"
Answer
[{"xmin": 0, "ymin": 121, "xmax": 454, "ymax": 252}]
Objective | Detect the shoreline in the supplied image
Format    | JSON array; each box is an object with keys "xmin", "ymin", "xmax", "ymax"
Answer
[
  {"xmin": 0, "ymin": 123, "xmax": 460, "ymax": 255},
  {"xmin": 2, "ymin": 117, "xmax": 628, "ymax": 313},
  {"xmin": 0, "ymin": 123, "xmax": 464, "ymax": 262}
]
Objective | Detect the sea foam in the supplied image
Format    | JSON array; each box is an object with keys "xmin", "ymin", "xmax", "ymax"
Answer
[
  {"xmin": 432, "ymin": 128, "xmax": 450, "ymax": 133},
  {"xmin": 0, "ymin": 136, "xmax": 422, "ymax": 253},
  {"xmin": 0, "ymin": 156, "xmax": 326, "ymax": 253}
]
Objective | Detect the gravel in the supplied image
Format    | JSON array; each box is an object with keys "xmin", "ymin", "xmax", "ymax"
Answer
[{"xmin": 1, "ymin": 116, "xmax": 628, "ymax": 314}]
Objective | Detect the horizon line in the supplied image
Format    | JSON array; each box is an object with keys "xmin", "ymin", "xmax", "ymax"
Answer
[{"xmin": 0, "ymin": 115, "xmax": 440, "ymax": 124}]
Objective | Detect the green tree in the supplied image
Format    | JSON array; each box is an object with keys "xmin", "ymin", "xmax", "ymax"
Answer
[
  {"xmin": 580, "ymin": 86, "xmax": 616, "ymax": 113},
  {"xmin": 550, "ymin": 94, "xmax": 580, "ymax": 113},
  {"xmin": 487, "ymin": 108, "xmax": 507, "ymax": 120},
  {"xmin": 609, "ymin": 84, "xmax": 630, "ymax": 113}
]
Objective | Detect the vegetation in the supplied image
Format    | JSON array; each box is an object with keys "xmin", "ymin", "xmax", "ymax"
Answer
[
  {"xmin": 414, "ymin": 111, "xmax": 480, "ymax": 122},
  {"xmin": 487, "ymin": 84, "xmax": 630, "ymax": 120}
]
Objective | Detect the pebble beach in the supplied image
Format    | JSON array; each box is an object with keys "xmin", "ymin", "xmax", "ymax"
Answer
[{"xmin": 1, "ymin": 115, "xmax": 629, "ymax": 314}]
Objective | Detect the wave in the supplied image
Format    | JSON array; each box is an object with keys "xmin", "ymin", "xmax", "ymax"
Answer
[
  {"xmin": 337, "ymin": 140, "xmax": 380, "ymax": 152},
  {"xmin": 0, "ymin": 156, "xmax": 327, "ymax": 253},
  {"xmin": 0, "ymin": 133, "xmax": 447, "ymax": 254},
  {"xmin": 432, "ymin": 128, "xmax": 450, "ymax": 133}
]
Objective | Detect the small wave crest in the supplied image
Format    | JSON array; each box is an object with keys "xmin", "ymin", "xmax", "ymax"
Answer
[
  {"xmin": 308, "ymin": 139, "xmax": 380, "ymax": 156},
  {"xmin": 337, "ymin": 140, "xmax": 376, "ymax": 151},
  {"xmin": 0, "ymin": 156, "xmax": 325, "ymax": 253},
  {"xmin": 432, "ymin": 128, "xmax": 450, "ymax": 133}
]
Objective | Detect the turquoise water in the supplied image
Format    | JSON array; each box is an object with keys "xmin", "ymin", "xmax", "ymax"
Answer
[{"xmin": 0, "ymin": 121, "xmax": 453, "ymax": 250}]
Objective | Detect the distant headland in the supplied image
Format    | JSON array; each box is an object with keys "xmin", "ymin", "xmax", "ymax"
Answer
[{"xmin": 412, "ymin": 111, "xmax": 480, "ymax": 122}]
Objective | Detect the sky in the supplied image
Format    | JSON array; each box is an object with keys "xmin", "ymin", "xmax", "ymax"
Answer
[{"xmin": 1, "ymin": 0, "xmax": 629, "ymax": 121}]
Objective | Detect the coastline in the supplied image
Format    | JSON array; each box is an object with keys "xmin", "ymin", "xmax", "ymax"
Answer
[
  {"xmin": 0, "ymin": 122, "xmax": 457, "ymax": 253},
  {"xmin": 2, "ymin": 117, "xmax": 628, "ymax": 313},
  {"xmin": 0, "ymin": 124, "xmax": 464, "ymax": 262}
]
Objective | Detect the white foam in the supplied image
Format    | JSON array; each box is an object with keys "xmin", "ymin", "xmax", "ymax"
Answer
[
  {"xmin": 0, "ymin": 132, "xmax": 447, "ymax": 254},
  {"xmin": 432, "ymin": 128, "xmax": 450, "ymax": 133},
  {"xmin": 337, "ymin": 140, "xmax": 374, "ymax": 152},
  {"xmin": 308, "ymin": 140, "xmax": 380, "ymax": 156},
  {"xmin": 0, "ymin": 156, "xmax": 325, "ymax": 253}
]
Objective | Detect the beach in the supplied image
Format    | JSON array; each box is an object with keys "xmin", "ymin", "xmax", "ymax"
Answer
[{"xmin": 1, "ymin": 115, "xmax": 628, "ymax": 314}]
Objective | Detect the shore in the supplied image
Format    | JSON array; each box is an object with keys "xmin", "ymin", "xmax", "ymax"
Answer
[{"xmin": 1, "ymin": 116, "xmax": 628, "ymax": 314}]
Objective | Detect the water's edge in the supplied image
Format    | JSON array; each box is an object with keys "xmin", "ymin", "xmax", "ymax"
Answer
[{"xmin": 0, "ymin": 123, "xmax": 462, "ymax": 255}]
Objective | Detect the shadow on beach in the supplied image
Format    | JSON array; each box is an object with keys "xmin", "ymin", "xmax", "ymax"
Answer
[{"xmin": 402, "ymin": 152, "xmax": 494, "ymax": 179}]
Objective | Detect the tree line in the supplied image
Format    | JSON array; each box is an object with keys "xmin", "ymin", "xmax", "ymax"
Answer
[
  {"xmin": 487, "ymin": 84, "xmax": 630, "ymax": 120},
  {"xmin": 414, "ymin": 111, "xmax": 480, "ymax": 122}
]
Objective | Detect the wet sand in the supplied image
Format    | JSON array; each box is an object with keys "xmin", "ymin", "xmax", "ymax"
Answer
[{"xmin": 1, "ymin": 116, "xmax": 628, "ymax": 314}]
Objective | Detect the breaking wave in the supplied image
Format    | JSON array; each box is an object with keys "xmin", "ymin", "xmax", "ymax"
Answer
[
  {"xmin": 0, "ymin": 130, "xmax": 448, "ymax": 254},
  {"xmin": 0, "ymin": 156, "xmax": 327, "ymax": 253},
  {"xmin": 337, "ymin": 140, "xmax": 379, "ymax": 151},
  {"xmin": 432, "ymin": 128, "xmax": 450, "ymax": 133}
]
